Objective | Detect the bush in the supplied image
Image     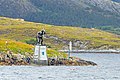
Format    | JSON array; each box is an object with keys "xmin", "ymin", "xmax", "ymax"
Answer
[{"xmin": 25, "ymin": 38, "xmax": 36, "ymax": 45}]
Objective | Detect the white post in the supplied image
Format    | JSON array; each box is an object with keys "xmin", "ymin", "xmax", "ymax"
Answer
[
  {"xmin": 69, "ymin": 41, "xmax": 72, "ymax": 51},
  {"xmin": 68, "ymin": 41, "xmax": 72, "ymax": 59}
]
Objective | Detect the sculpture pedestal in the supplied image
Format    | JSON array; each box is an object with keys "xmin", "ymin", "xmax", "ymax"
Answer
[{"xmin": 33, "ymin": 45, "xmax": 48, "ymax": 65}]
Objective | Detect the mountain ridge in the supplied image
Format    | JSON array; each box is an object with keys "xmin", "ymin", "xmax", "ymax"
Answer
[{"xmin": 0, "ymin": 0, "xmax": 120, "ymax": 34}]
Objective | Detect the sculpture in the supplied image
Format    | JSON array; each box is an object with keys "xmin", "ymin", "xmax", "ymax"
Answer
[{"xmin": 36, "ymin": 29, "xmax": 46, "ymax": 45}]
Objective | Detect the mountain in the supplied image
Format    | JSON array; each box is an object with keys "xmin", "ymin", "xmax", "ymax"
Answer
[
  {"xmin": 0, "ymin": 0, "xmax": 120, "ymax": 34},
  {"xmin": 0, "ymin": 0, "xmax": 40, "ymax": 18},
  {"xmin": 0, "ymin": 17, "xmax": 120, "ymax": 50}
]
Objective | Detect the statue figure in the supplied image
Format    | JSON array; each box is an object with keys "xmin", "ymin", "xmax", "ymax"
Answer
[{"xmin": 36, "ymin": 29, "xmax": 46, "ymax": 45}]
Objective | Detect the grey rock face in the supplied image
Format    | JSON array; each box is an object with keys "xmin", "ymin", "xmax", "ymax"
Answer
[
  {"xmin": 0, "ymin": 0, "xmax": 120, "ymax": 28},
  {"xmin": 82, "ymin": 0, "xmax": 120, "ymax": 15},
  {"xmin": 0, "ymin": 0, "xmax": 39, "ymax": 18}
]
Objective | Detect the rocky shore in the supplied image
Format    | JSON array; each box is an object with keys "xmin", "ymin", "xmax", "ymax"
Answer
[
  {"xmin": 0, "ymin": 51, "xmax": 31, "ymax": 66},
  {"xmin": 0, "ymin": 51, "xmax": 97, "ymax": 66},
  {"xmin": 64, "ymin": 58, "xmax": 97, "ymax": 66},
  {"xmin": 48, "ymin": 57, "xmax": 97, "ymax": 66}
]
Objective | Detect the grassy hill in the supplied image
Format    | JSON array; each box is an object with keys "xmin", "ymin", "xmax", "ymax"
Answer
[
  {"xmin": 0, "ymin": 38, "xmax": 67, "ymax": 58},
  {"xmin": 0, "ymin": 38, "xmax": 33, "ymax": 54},
  {"xmin": 0, "ymin": 17, "xmax": 120, "ymax": 50}
]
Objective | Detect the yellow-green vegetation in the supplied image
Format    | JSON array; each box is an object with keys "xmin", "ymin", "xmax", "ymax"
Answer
[
  {"xmin": 0, "ymin": 17, "xmax": 120, "ymax": 50},
  {"xmin": 0, "ymin": 38, "xmax": 67, "ymax": 58},
  {"xmin": 0, "ymin": 38, "xmax": 33, "ymax": 54},
  {"xmin": 47, "ymin": 48, "xmax": 67, "ymax": 58}
]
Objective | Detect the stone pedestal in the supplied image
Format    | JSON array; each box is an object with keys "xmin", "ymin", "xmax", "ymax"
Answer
[{"xmin": 33, "ymin": 45, "xmax": 48, "ymax": 65}]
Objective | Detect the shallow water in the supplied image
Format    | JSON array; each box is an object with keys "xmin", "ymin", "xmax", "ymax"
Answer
[{"xmin": 0, "ymin": 53, "xmax": 120, "ymax": 80}]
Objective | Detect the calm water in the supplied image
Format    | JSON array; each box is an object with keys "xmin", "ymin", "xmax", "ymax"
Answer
[{"xmin": 0, "ymin": 53, "xmax": 120, "ymax": 80}]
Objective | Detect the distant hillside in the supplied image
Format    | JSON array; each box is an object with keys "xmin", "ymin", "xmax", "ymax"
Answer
[
  {"xmin": 0, "ymin": 0, "xmax": 120, "ymax": 34},
  {"xmin": 0, "ymin": 17, "xmax": 120, "ymax": 50}
]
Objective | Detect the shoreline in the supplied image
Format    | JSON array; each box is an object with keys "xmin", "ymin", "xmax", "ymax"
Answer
[
  {"xmin": 59, "ymin": 50, "xmax": 120, "ymax": 54},
  {"xmin": 0, "ymin": 57, "xmax": 97, "ymax": 66},
  {"xmin": 71, "ymin": 53, "xmax": 120, "ymax": 54},
  {"xmin": 0, "ymin": 51, "xmax": 97, "ymax": 66}
]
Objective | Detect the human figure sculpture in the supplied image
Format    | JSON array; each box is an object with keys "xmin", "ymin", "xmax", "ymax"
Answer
[{"xmin": 36, "ymin": 29, "xmax": 46, "ymax": 45}]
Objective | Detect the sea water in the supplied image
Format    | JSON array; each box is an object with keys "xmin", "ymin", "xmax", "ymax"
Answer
[{"xmin": 0, "ymin": 53, "xmax": 120, "ymax": 80}]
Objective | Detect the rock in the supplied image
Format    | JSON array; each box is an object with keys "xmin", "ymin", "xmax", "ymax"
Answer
[
  {"xmin": 59, "ymin": 57, "xmax": 97, "ymax": 66},
  {"xmin": 67, "ymin": 57, "xmax": 97, "ymax": 66},
  {"xmin": 0, "ymin": 51, "xmax": 32, "ymax": 66}
]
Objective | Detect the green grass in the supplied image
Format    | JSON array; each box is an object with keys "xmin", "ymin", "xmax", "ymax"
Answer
[
  {"xmin": 0, "ymin": 17, "xmax": 120, "ymax": 49},
  {"xmin": 0, "ymin": 38, "xmax": 67, "ymax": 58},
  {"xmin": 0, "ymin": 38, "xmax": 33, "ymax": 54}
]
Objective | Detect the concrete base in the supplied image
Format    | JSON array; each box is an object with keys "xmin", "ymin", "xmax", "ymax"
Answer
[
  {"xmin": 40, "ymin": 60, "xmax": 48, "ymax": 65},
  {"xmin": 33, "ymin": 45, "xmax": 48, "ymax": 65}
]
